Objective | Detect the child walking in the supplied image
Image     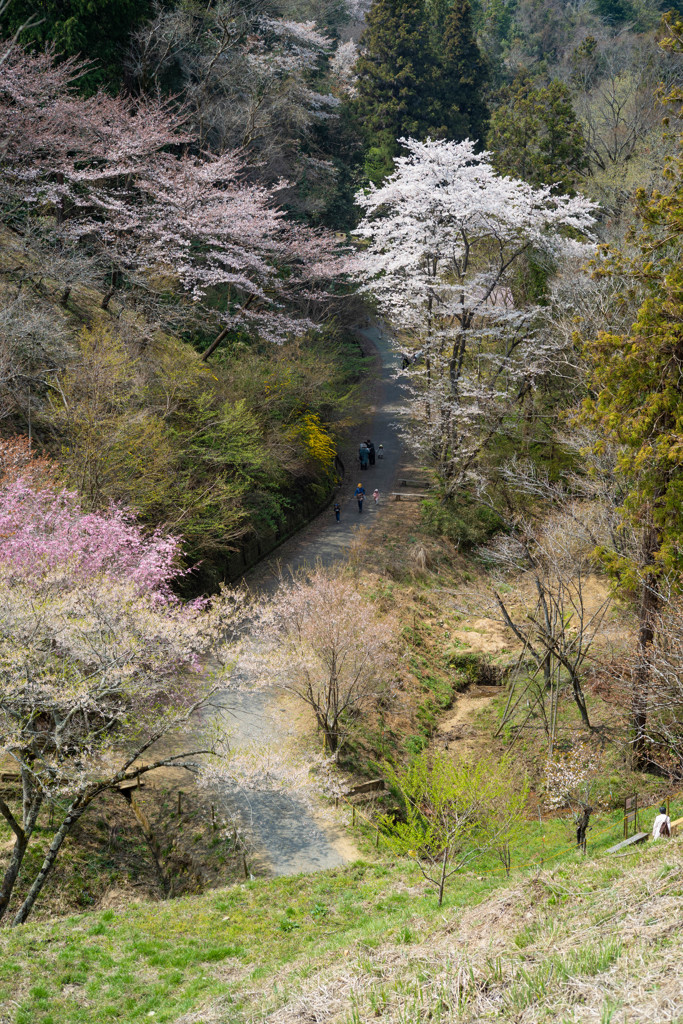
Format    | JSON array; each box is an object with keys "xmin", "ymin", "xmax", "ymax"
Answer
[{"xmin": 373, "ymin": 488, "xmax": 380, "ymax": 504}]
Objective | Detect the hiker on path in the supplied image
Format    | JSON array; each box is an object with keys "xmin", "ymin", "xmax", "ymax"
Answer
[
  {"xmin": 373, "ymin": 488, "xmax": 380, "ymax": 504},
  {"xmin": 333, "ymin": 501, "xmax": 341, "ymax": 522},
  {"xmin": 359, "ymin": 443, "xmax": 369, "ymax": 471},
  {"xmin": 653, "ymin": 805, "xmax": 671, "ymax": 840},
  {"xmin": 354, "ymin": 483, "xmax": 365, "ymax": 512},
  {"xmin": 368, "ymin": 441, "xmax": 376, "ymax": 466},
  {"xmin": 378, "ymin": 444, "xmax": 384, "ymax": 459}
]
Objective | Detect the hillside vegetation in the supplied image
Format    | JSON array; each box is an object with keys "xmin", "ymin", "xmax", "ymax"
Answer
[
  {"xmin": 3, "ymin": 2, "xmax": 683, "ymax": 1021},
  {"xmin": 1, "ymin": 833, "xmax": 681, "ymax": 1023}
]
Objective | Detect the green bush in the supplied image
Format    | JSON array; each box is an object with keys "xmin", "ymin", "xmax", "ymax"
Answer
[{"xmin": 421, "ymin": 496, "xmax": 503, "ymax": 547}]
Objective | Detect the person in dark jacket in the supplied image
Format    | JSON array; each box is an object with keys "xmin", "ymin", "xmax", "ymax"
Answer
[
  {"xmin": 333, "ymin": 501, "xmax": 341, "ymax": 522},
  {"xmin": 368, "ymin": 441, "xmax": 376, "ymax": 466},
  {"xmin": 354, "ymin": 483, "xmax": 365, "ymax": 512}
]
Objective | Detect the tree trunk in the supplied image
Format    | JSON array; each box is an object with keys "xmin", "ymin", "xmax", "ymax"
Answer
[
  {"xmin": 576, "ymin": 806, "xmax": 591, "ymax": 854},
  {"xmin": 200, "ymin": 325, "xmax": 230, "ymax": 362},
  {"xmin": 200, "ymin": 294, "xmax": 256, "ymax": 361},
  {"xmin": 101, "ymin": 285, "xmax": 116, "ymax": 310},
  {"xmin": 437, "ymin": 846, "xmax": 449, "ymax": 906},
  {"xmin": 0, "ymin": 785, "xmax": 42, "ymax": 924},
  {"xmin": 632, "ymin": 549, "xmax": 659, "ymax": 768},
  {"xmin": 323, "ymin": 727, "xmax": 338, "ymax": 754},
  {"xmin": 11, "ymin": 796, "xmax": 90, "ymax": 926},
  {"xmin": 0, "ymin": 833, "xmax": 28, "ymax": 924},
  {"xmin": 570, "ymin": 670, "xmax": 591, "ymax": 731}
]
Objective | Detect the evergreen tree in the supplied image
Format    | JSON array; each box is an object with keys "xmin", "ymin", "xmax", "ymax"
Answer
[
  {"xmin": 487, "ymin": 70, "xmax": 588, "ymax": 192},
  {"xmin": 439, "ymin": 0, "xmax": 489, "ymax": 142},
  {"xmin": 355, "ymin": 0, "xmax": 439, "ymax": 183},
  {"xmin": 2, "ymin": 0, "xmax": 154, "ymax": 93}
]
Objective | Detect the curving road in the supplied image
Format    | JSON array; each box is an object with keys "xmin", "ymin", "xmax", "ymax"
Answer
[
  {"xmin": 153, "ymin": 323, "xmax": 405, "ymax": 876},
  {"xmin": 246, "ymin": 322, "xmax": 404, "ymax": 586}
]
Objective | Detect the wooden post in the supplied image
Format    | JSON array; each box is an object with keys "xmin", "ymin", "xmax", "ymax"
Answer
[
  {"xmin": 243, "ymin": 855, "xmax": 249, "ymax": 879},
  {"xmin": 352, "ymin": 805, "xmax": 356, "ymax": 826},
  {"xmin": 177, "ymin": 790, "xmax": 182, "ymax": 817},
  {"xmin": 211, "ymin": 804, "xmax": 216, "ymax": 830}
]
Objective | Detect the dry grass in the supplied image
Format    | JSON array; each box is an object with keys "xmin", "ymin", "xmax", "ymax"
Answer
[{"xmin": 253, "ymin": 843, "xmax": 683, "ymax": 1024}]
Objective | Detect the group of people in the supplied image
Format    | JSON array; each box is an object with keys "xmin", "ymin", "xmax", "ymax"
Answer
[
  {"xmin": 359, "ymin": 439, "xmax": 383, "ymax": 470},
  {"xmin": 332, "ymin": 438, "xmax": 384, "ymax": 521}
]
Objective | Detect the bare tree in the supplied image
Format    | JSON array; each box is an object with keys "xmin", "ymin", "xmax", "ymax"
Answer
[
  {"xmin": 571, "ymin": 31, "xmax": 682, "ymax": 176},
  {"xmin": 250, "ymin": 565, "xmax": 396, "ymax": 753},
  {"xmin": 488, "ymin": 504, "xmax": 614, "ymax": 747}
]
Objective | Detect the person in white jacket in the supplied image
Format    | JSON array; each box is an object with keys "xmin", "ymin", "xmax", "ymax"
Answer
[{"xmin": 652, "ymin": 805, "xmax": 671, "ymax": 840}]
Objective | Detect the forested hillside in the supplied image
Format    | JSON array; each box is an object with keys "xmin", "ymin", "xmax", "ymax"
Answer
[{"xmin": 2, "ymin": 0, "xmax": 683, "ymax": 1019}]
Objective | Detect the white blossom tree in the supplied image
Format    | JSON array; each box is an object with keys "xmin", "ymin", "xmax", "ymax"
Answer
[
  {"xmin": 250, "ymin": 566, "xmax": 397, "ymax": 754},
  {"xmin": 352, "ymin": 138, "xmax": 598, "ymax": 493},
  {"xmin": 544, "ymin": 742, "xmax": 604, "ymax": 852}
]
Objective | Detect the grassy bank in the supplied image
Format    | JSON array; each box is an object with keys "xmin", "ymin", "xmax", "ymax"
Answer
[{"xmin": 1, "ymin": 831, "xmax": 681, "ymax": 1023}]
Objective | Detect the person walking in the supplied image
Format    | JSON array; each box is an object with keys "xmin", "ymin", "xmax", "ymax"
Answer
[
  {"xmin": 354, "ymin": 483, "xmax": 365, "ymax": 512},
  {"xmin": 373, "ymin": 488, "xmax": 380, "ymax": 504},
  {"xmin": 377, "ymin": 444, "xmax": 384, "ymax": 459},
  {"xmin": 333, "ymin": 501, "xmax": 341, "ymax": 522},
  {"xmin": 359, "ymin": 443, "xmax": 369, "ymax": 471},
  {"xmin": 368, "ymin": 441, "xmax": 376, "ymax": 466},
  {"xmin": 653, "ymin": 805, "xmax": 671, "ymax": 839}
]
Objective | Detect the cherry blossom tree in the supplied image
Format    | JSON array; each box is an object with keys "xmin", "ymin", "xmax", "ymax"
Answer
[
  {"xmin": 544, "ymin": 742, "xmax": 604, "ymax": 852},
  {"xmin": 251, "ymin": 566, "xmax": 397, "ymax": 753},
  {"xmin": 0, "ymin": 459, "xmax": 247, "ymax": 925},
  {"xmin": 330, "ymin": 40, "xmax": 359, "ymax": 95},
  {"xmin": 126, "ymin": 3, "xmax": 342, "ymax": 218},
  {"xmin": 0, "ymin": 43, "xmax": 346, "ymax": 344},
  {"xmin": 352, "ymin": 138, "xmax": 598, "ymax": 492}
]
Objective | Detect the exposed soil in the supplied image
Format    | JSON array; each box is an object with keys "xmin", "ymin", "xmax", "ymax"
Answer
[{"xmin": 435, "ymin": 685, "xmax": 504, "ymax": 757}]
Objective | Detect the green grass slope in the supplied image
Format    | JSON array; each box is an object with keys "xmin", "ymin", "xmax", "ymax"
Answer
[{"xmin": 1, "ymin": 834, "xmax": 681, "ymax": 1024}]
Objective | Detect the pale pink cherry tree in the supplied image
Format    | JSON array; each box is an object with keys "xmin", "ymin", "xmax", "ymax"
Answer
[
  {"xmin": 249, "ymin": 566, "xmax": 397, "ymax": 754},
  {"xmin": 544, "ymin": 742, "xmax": 604, "ymax": 852},
  {"xmin": 1, "ymin": 44, "xmax": 347, "ymax": 341},
  {"xmin": 330, "ymin": 40, "xmax": 359, "ymax": 95},
  {"xmin": 0, "ymin": 464, "xmax": 247, "ymax": 926},
  {"xmin": 133, "ymin": 152, "xmax": 347, "ymax": 349},
  {"xmin": 352, "ymin": 138, "xmax": 599, "ymax": 493}
]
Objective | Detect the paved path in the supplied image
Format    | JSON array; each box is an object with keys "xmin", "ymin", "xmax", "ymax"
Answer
[
  {"xmin": 154, "ymin": 324, "xmax": 406, "ymax": 877},
  {"xmin": 245, "ymin": 322, "xmax": 404, "ymax": 590},
  {"xmin": 223, "ymin": 322, "xmax": 405, "ymax": 874}
]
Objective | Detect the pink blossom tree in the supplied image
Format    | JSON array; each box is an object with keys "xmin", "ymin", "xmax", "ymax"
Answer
[
  {"xmin": 0, "ymin": 459, "xmax": 247, "ymax": 925},
  {"xmin": 352, "ymin": 138, "xmax": 598, "ymax": 492}
]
